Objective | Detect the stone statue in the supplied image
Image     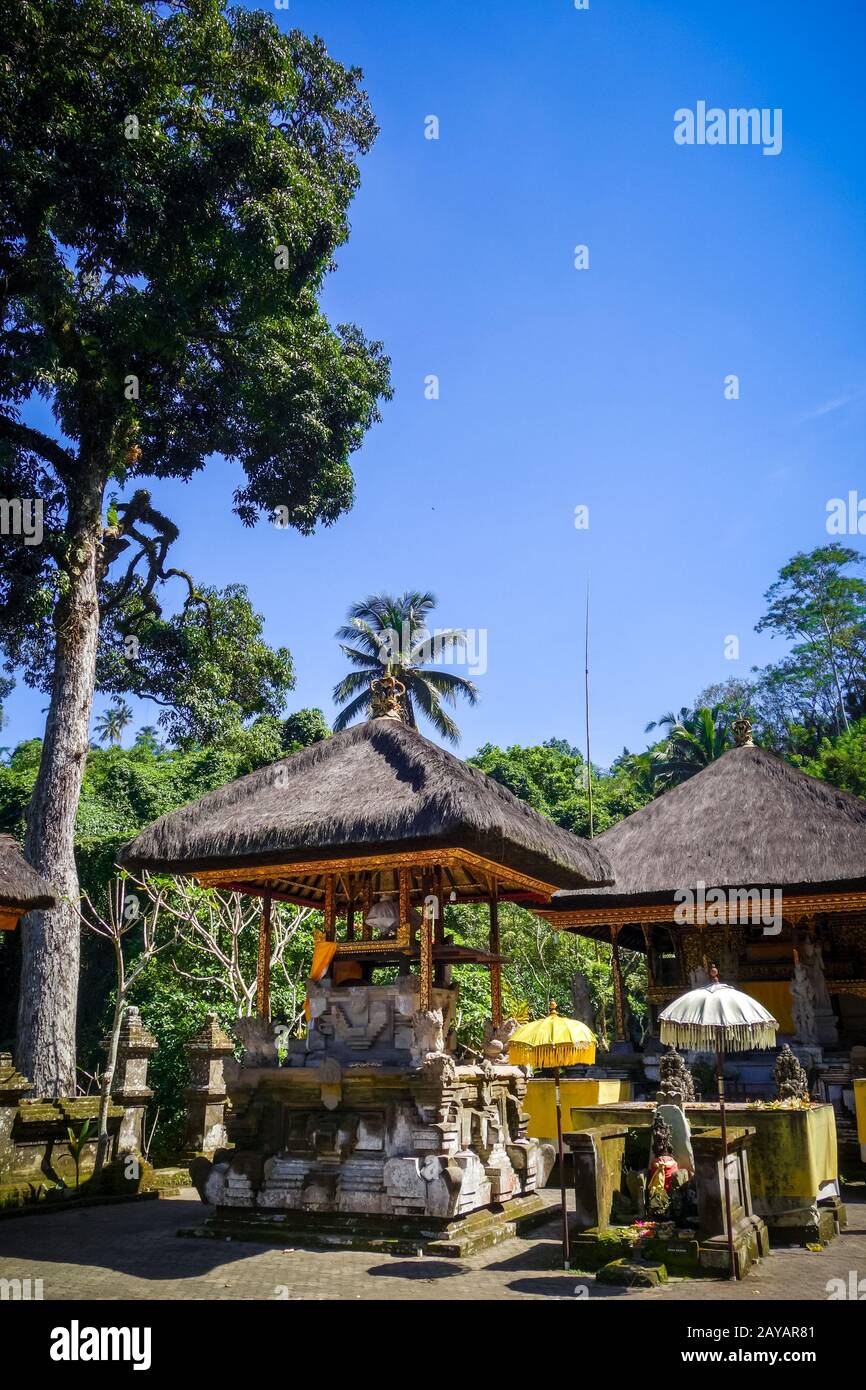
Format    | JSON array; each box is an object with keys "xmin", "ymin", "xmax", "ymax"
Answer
[
  {"xmin": 801, "ymin": 937, "xmax": 838, "ymax": 1046},
  {"xmin": 801, "ymin": 938, "xmax": 831, "ymax": 1009},
  {"xmin": 657, "ymin": 1047, "xmax": 696, "ymax": 1105},
  {"xmin": 774, "ymin": 1043, "xmax": 810, "ymax": 1101},
  {"xmin": 482, "ymin": 1016, "xmax": 517, "ymax": 1063},
  {"xmin": 570, "ymin": 972, "xmax": 595, "ymax": 1029},
  {"xmin": 232, "ymin": 1016, "xmax": 278, "ymax": 1067},
  {"xmin": 790, "ymin": 964, "xmax": 818, "ymax": 1046},
  {"xmin": 410, "ymin": 1008, "xmax": 445, "ymax": 1066}
]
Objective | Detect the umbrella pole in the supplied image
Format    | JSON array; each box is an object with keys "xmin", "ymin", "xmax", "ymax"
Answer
[
  {"xmin": 555, "ymin": 1065, "xmax": 570, "ymax": 1269},
  {"xmin": 716, "ymin": 1045, "xmax": 737, "ymax": 1281}
]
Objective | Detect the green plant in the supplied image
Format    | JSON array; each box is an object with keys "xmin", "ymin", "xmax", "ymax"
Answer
[{"xmin": 66, "ymin": 1118, "xmax": 93, "ymax": 1191}]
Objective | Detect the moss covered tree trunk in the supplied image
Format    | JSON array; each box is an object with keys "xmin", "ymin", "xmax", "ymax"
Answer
[{"xmin": 17, "ymin": 472, "xmax": 104, "ymax": 1096}]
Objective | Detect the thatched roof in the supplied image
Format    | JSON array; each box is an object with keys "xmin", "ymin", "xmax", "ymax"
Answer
[
  {"xmin": 0, "ymin": 835, "xmax": 57, "ymax": 912},
  {"xmin": 121, "ymin": 718, "xmax": 613, "ymax": 897},
  {"xmin": 549, "ymin": 744, "xmax": 866, "ymax": 916}
]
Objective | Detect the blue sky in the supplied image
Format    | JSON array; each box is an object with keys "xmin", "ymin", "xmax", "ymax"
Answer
[{"xmin": 6, "ymin": 0, "xmax": 866, "ymax": 764}]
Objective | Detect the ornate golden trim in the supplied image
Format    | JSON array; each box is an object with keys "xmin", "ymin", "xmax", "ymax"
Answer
[
  {"xmin": 196, "ymin": 847, "xmax": 558, "ymax": 899},
  {"xmin": 312, "ymin": 928, "xmax": 412, "ymax": 956},
  {"xmin": 648, "ymin": 978, "xmax": 866, "ymax": 1004},
  {"xmin": 537, "ymin": 890, "xmax": 866, "ymax": 931}
]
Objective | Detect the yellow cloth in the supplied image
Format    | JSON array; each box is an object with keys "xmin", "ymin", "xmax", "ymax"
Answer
[
  {"xmin": 854, "ymin": 1079, "xmax": 866, "ymax": 1154},
  {"xmin": 740, "ymin": 980, "xmax": 794, "ymax": 1035},
  {"xmin": 509, "ymin": 1011, "xmax": 597, "ymax": 1069},
  {"xmin": 524, "ymin": 1079, "xmax": 633, "ymax": 1141},
  {"xmin": 303, "ymin": 940, "xmax": 338, "ymax": 1021},
  {"xmin": 743, "ymin": 1104, "xmax": 837, "ymax": 1200}
]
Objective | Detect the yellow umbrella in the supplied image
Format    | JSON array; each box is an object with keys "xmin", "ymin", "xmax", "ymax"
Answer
[
  {"xmin": 509, "ymin": 1005, "xmax": 597, "ymax": 1069},
  {"xmin": 509, "ymin": 1001, "xmax": 597, "ymax": 1268}
]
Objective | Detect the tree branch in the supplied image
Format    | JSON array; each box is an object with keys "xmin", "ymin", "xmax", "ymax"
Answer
[{"xmin": 0, "ymin": 413, "xmax": 76, "ymax": 482}]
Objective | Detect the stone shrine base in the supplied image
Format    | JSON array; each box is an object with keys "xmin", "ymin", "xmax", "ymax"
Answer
[
  {"xmin": 178, "ymin": 1191, "xmax": 549, "ymax": 1257},
  {"xmin": 569, "ymin": 1214, "xmax": 770, "ymax": 1280}
]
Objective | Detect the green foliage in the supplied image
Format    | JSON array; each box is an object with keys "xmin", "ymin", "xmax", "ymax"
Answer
[
  {"xmin": 0, "ymin": 0, "xmax": 391, "ymax": 516},
  {"xmin": 99, "ymin": 584, "xmax": 296, "ymax": 748},
  {"xmin": 641, "ymin": 706, "xmax": 733, "ymax": 788},
  {"xmin": 66, "ymin": 1118, "xmax": 93, "ymax": 1190},
  {"xmin": 127, "ymin": 911, "xmax": 317, "ymax": 1156},
  {"xmin": 799, "ymin": 718, "xmax": 866, "ymax": 797},
  {"xmin": 0, "ymin": 709, "xmax": 331, "ymax": 1069},
  {"xmin": 469, "ymin": 739, "xmax": 651, "ymax": 835},
  {"xmin": 445, "ymin": 900, "xmax": 646, "ymax": 1050},
  {"xmin": 755, "ymin": 544, "xmax": 866, "ymax": 738}
]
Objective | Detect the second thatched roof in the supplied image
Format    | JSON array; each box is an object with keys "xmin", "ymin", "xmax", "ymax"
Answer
[
  {"xmin": 121, "ymin": 717, "xmax": 613, "ymax": 894},
  {"xmin": 548, "ymin": 742, "xmax": 866, "ymax": 912},
  {"xmin": 0, "ymin": 835, "xmax": 58, "ymax": 913}
]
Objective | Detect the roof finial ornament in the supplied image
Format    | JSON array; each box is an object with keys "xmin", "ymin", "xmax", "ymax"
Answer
[
  {"xmin": 370, "ymin": 670, "xmax": 407, "ymax": 722},
  {"xmin": 732, "ymin": 717, "xmax": 754, "ymax": 748}
]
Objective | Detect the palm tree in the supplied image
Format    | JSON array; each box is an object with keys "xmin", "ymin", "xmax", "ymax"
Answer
[
  {"xmin": 622, "ymin": 748, "xmax": 664, "ymax": 798},
  {"xmin": 93, "ymin": 700, "xmax": 134, "ymax": 746},
  {"xmin": 646, "ymin": 705, "xmax": 732, "ymax": 786},
  {"xmin": 134, "ymin": 725, "xmax": 162, "ymax": 753},
  {"xmin": 333, "ymin": 591, "xmax": 479, "ymax": 743}
]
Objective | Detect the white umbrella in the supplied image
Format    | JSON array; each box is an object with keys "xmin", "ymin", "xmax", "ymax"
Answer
[{"xmin": 658, "ymin": 964, "xmax": 778, "ymax": 1279}]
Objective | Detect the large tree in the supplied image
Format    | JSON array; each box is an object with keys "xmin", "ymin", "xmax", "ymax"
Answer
[
  {"xmin": 0, "ymin": 1, "xmax": 390, "ymax": 1092},
  {"xmin": 756, "ymin": 545, "xmax": 866, "ymax": 736}
]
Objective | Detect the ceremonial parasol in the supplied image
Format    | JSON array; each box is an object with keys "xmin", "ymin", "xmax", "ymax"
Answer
[
  {"xmin": 658, "ymin": 963, "xmax": 778, "ymax": 1279},
  {"xmin": 509, "ymin": 1001, "xmax": 597, "ymax": 1268}
]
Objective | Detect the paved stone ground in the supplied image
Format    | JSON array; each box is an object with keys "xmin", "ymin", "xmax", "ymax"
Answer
[{"xmin": 0, "ymin": 1186, "xmax": 863, "ymax": 1302}]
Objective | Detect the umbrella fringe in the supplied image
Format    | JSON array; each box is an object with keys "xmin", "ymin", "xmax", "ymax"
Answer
[
  {"xmin": 659, "ymin": 1021, "xmax": 778, "ymax": 1053},
  {"xmin": 508, "ymin": 1043, "xmax": 596, "ymax": 1069}
]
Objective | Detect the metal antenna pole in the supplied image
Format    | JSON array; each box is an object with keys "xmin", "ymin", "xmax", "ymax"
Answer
[{"xmin": 584, "ymin": 582, "xmax": 594, "ymax": 840}]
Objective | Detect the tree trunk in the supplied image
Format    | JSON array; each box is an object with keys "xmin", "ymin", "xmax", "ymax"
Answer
[{"xmin": 16, "ymin": 475, "xmax": 103, "ymax": 1097}]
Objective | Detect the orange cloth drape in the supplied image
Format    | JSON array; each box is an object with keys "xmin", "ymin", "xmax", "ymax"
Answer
[{"xmin": 303, "ymin": 940, "xmax": 338, "ymax": 1021}]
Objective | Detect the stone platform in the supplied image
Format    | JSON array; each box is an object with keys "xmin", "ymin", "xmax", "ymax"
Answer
[{"xmin": 180, "ymin": 1191, "xmax": 549, "ymax": 1257}]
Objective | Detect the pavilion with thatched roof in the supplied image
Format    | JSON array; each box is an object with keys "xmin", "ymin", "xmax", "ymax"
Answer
[
  {"xmin": 122, "ymin": 685, "xmax": 612, "ymax": 1020},
  {"xmin": 537, "ymin": 719, "xmax": 866, "ymax": 1054},
  {"xmin": 0, "ymin": 834, "xmax": 57, "ymax": 933},
  {"xmin": 120, "ymin": 681, "xmax": 617, "ymax": 1245}
]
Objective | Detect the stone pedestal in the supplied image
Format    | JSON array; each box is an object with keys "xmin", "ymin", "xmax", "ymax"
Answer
[
  {"xmin": 562, "ymin": 1125, "xmax": 627, "ymax": 1230},
  {"xmin": 0, "ymin": 1053, "xmax": 32, "ymax": 1195},
  {"xmin": 691, "ymin": 1126, "xmax": 768, "ymax": 1276},
  {"xmin": 107, "ymin": 1007, "xmax": 157, "ymax": 1154},
  {"xmin": 184, "ymin": 1013, "xmax": 234, "ymax": 1157}
]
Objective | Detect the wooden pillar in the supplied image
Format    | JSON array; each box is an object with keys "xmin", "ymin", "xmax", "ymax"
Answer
[
  {"xmin": 489, "ymin": 885, "xmax": 502, "ymax": 1027},
  {"xmin": 610, "ymin": 924, "xmax": 627, "ymax": 1045},
  {"xmin": 398, "ymin": 867, "xmax": 410, "ymax": 939},
  {"xmin": 641, "ymin": 923, "xmax": 654, "ymax": 986},
  {"xmin": 323, "ymin": 874, "xmax": 336, "ymax": 942},
  {"xmin": 256, "ymin": 892, "xmax": 273, "ymax": 1020},
  {"xmin": 361, "ymin": 875, "xmax": 373, "ymax": 941},
  {"xmin": 346, "ymin": 878, "xmax": 356, "ymax": 942},
  {"xmin": 435, "ymin": 865, "xmax": 447, "ymax": 945},
  {"xmin": 409, "ymin": 865, "xmax": 432, "ymax": 1010}
]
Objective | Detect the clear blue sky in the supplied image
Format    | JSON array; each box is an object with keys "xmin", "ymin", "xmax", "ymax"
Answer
[{"xmin": 6, "ymin": 0, "xmax": 866, "ymax": 764}]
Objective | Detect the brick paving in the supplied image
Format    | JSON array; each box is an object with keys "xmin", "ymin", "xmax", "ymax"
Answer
[{"xmin": 0, "ymin": 1187, "xmax": 864, "ymax": 1302}]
